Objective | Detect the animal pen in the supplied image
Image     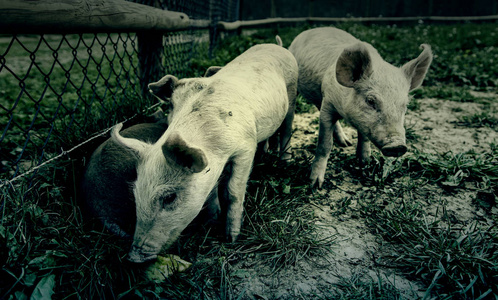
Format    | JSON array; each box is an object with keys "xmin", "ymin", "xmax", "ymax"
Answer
[{"xmin": 1, "ymin": 0, "xmax": 497, "ymax": 299}]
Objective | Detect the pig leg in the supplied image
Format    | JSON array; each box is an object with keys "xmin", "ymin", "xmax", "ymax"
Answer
[
  {"xmin": 224, "ymin": 150, "xmax": 256, "ymax": 242},
  {"xmin": 310, "ymin": 103, "xmax": 340, "ymax": 188},
  {"xmin": 356, "ymin": 131, "xmax": 372, "ymax": 165},
  {"xmin": 278, "ymin": 106, "xmax": 295, "ymax": 161},
  {"xmin": 204, "ymin": 187, "xmax": 221, "ymax": 221},
  {"xmin": 333, "ymin": 122, "xmax": 352, "ymax": 147}
]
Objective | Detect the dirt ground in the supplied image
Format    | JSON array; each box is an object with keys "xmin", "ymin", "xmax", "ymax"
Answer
[{"xmin": 220, "ymin": 95, "xmax": 498, "ymax": 299}]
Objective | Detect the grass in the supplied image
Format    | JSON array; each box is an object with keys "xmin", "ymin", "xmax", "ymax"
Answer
[
  {"xmin": 364, "ymin": 198, "xmax": 497, "ymax": 299},
  {"xmin": 327, "ymin": 145, "xmax": 498, "ymax": 298},
  {"xmin": 456, "ymin": 112, "xmax": 498, "ymax": 129},
  {"xmin": 242, "ymin": 154, "xmax": 336, "ymax": 272},
  {"xmin": 1, "ymin": 22, "xmax": 498, "ymax": 299},
  {"xmin": 329, "ymin": 270, "xmax": 404, "ymax": 299},
  {"xmin": 195, "ymin": 22, "xmax": 498, "ymax": 98}
]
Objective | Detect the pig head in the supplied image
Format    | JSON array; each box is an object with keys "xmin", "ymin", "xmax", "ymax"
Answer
[
  {"xmin": 112, "ymin": 122, "xmax": 214, "ymax": 263},
  {"xmin": 330, "ymin": 42, "xmax": 433, "ymax": 158}
]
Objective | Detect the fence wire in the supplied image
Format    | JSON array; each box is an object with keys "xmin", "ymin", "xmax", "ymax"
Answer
[{"xmin": 0, "ymin": 0, "xmax": 239, "ymax": 187}]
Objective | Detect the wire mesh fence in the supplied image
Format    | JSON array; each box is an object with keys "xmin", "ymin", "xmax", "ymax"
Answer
[{"xmin": 0, "ymin": 0, "xmax": 239, "ymax": 188}]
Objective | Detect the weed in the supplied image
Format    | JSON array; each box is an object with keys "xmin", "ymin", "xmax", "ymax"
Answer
[
  {"xmin": 406, "ymin": 148, "xmax": 498, "ymax": 190},
  {"xmin": 359, "ymin": 147, "xmax": 498, "ymax": 191},
  {"xmin": 241, "ymin": 153, "xmax": 336, "ymax": 272},
  {"xmin": 407, "ymin": 97, "xmax": 421, "ymax": 111},
  {"xmin": 295, "ymin": 94, "xmax": 315, "ymax": 114},
  {"xmin": 456, "ymin": 111, "xmax": 498, "ymax": 129},
  {"xmin": 366, "ymin": 198, "xmax": 498, "ymax": 299},
  {"xmin": 405, "ymin": 121, "xmax": 420, "ymax": 142},
  {"xmin": 329, "ymin": 269, "xmax": 405, "ymax": 300}
]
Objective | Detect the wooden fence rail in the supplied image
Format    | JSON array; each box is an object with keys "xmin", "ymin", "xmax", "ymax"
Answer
[
  {"xmin": 0, "ymin": 0, "xmax": 195, "ymax": 34},
  {"xmin": 3, "ymin": 0, "xmax": 496, "ymax": 35},
  {"xmin": 218, "ymin": 14, "xmax": 498, "ymax": 31}
]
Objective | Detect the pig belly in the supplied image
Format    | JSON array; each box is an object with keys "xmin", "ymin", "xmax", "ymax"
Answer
[{"xmin": 251, "ymin": 81, "xmax": 289, "ymax": 143}]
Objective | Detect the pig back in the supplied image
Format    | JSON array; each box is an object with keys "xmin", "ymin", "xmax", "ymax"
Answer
[
  {"xmin": 212, "ymin": 44, "xmax": 298, "ymax": 142},
  {"xmin": 289, "ymin": 27, "xmax": 359, "ymax": 106},
  {"xmin": 82, "ymin": 122, "xmax": 168, "ymax": 237}
]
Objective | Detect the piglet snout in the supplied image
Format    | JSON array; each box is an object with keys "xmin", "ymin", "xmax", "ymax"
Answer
[
  {"xmin": 127, "ymin": 245, "xmax": 158, "ymax": 263},
  {"xmin": 381, "ymin": 143, "xmax": 407, "ymax": 157}
]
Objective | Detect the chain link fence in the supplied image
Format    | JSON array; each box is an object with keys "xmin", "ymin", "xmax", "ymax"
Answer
[{"xmin": 0, "ymin": 0, "xmax": 239, "ymax": 189}]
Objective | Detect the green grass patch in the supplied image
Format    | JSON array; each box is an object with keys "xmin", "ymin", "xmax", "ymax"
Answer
[
  {"xmin": 456, "ymin": 112, "xmax": 498, "ymax": 129},
  {"xmin": 241, "ymin": 153, "xmax": 336, "ymax": 272},
  {"xmin": 358, "ymin": 146, "xmax": 498, "ymax": 191},
  {"xmin": 412, "ymin": 85, "xmax": 478, "ymax": 102},
  {"xmin": 330, "ymin": 270, "xmax": 404, "ymax": 300},
  {"xmin": 364, "ymin": 198, "xmax": 497, "ymax": 299}
]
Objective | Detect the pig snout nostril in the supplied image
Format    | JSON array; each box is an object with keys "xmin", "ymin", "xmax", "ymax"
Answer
[
  {"xmin": 381, "ymin": 144, "xmax": 407, "ymax": 157},
  {"xmin": 127, "ymin": 245, "xmax": 158, "ymax": 263}
]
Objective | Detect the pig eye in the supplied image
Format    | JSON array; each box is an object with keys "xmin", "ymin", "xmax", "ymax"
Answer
[
  {"xmin": 365, "ymin": 96, "xmax": 378, "ymax": 110},
  {"xmin": 161, "ymin": 193, "xmax": 176, "ymax": 209}
]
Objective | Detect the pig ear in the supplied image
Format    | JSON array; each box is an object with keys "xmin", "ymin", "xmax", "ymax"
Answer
[
  {"xmin": 336, "ymin": 43, "xmax": 372, "ymax": 88},
  {"xmin": 148, "ymin": 75, "xmax": 179, "ymax": 100},
  {"xmin": 275, "ymin": 35, "xmax": 283, "ymax": 47},
  {"xmin": 162, "ymin": 133, "xmax": 208, "ymax": 173},
  {"xmin": 204, "ymin": 66, "xmax": 222, "ymax": 77},
  {"xmin": 402, "ymin": 44, "xmax": 433, "ymax": 91},
  {"xmin": 111, "ymin": 123, "xmax": 149, "ymax": 154}
]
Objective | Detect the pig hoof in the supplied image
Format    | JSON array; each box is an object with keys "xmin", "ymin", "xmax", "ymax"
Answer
[
  {"xmin": 310, "ymin": 173, "xmax": 325, "ymax": 188},
  {"xmin": 280, "ymin": 151, "xmax": 292, "ymax": 161},
  {"xmin": 226, "ymin": 230, "xmax": 240, "ymax": 243},
  {"xmin": 336, "ymin": 136, "xmax": 352, "ymax": 147},
  {"xmin": 359, "ymin": 156, "xmax": 372, "ymax": 167},
  {"xmin": 310, "ymin": 166, "xmax": 326, "ymax": 188}
]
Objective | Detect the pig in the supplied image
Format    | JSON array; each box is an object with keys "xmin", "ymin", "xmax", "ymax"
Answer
[
  {"xmin": 289, "ymin": 27, "xmax": 433, "ymax": 187},
  {"xmin": 81, "ymin": 113, "xmax": 169, "ymax": 238},
  {"xmin": 112, "ymin": 41, "xmax": 298, "ymax": 263}
]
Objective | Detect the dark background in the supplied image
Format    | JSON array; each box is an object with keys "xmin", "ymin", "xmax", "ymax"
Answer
[{"xmin": 240, "ymin": 0, "xmax": 498, "ymax": 19}]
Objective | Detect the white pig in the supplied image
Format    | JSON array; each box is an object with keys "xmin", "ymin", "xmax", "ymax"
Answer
[
  {"xmin": 289, "ymin": 27, "xmax": 433, "ymax": 187},
  {"xmin": 112, "ymin": 42, "xmax": 298, "ymax": 263}
]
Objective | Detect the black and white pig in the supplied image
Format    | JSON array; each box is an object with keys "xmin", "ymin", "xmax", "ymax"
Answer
[
  {"xmin": 289, "ymin": 27, "xmax": 433, "ymax": 187},
  {"xmin": 112, "ymin": 41, "xmax": 298, "ymax": 263},
  {"xmin": 81, "ymin": 113, "xmax": 169, "ymax": 239}
]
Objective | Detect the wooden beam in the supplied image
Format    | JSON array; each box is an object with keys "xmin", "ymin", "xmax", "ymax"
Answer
[
  {"xmin": 0, "ymin": 0, "xmax": 191, "ymax": 34},
  {"xmin": 218, "ymin": 15, "xmax": 498, "ymax": 31}
]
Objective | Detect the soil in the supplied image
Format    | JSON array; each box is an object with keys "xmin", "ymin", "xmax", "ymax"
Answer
[{"xmin": 222, "ymin": 96, "xmax": 498, "ymax": 299}]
